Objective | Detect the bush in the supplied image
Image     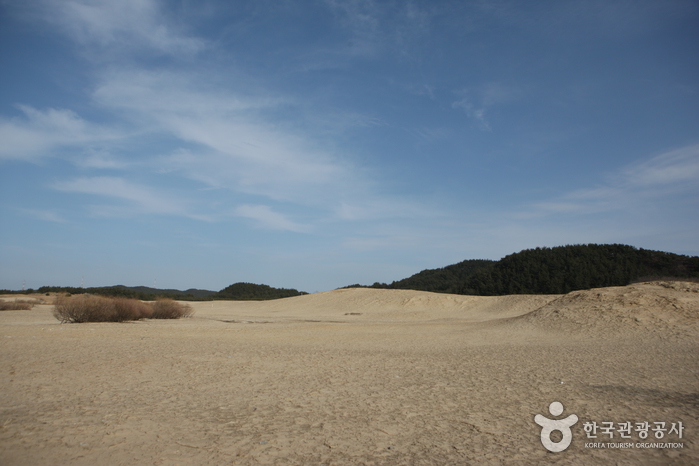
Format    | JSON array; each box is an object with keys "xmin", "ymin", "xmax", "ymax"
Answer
[
  {"xmin": 0, "ymin": 300, "xmax": 33, "ymax": 311},
  {"xmin": 54, "ymin": 295, "xmax": 120, "ymax": 323},
  {"xmin": 52, "ymin": 295, "xmax": 193, "ymax": 323},
  {"xmin": 112, "ymin": 297, "xmax": 153, "ymax": 321},
  {"xmin": 150, "ymin": 299, "xmax": 193, "ymax": 319}
]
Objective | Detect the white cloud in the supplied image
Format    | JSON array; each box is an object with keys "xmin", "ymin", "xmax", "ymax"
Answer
[
  {"xmin": 235, "ymin": 204, "xmax": 310, "ymax": 233},
  {"xmin": 41, "ymin": 0, "xmax": 206, "ymax": 57},
  {"xmin": 0, "ymin": 105, "xmax": 116, "ymax": 160},
  {"xmin": 52, "ymin": 176, "xmax": 208, "ymax": 220},
  {"xmin": 620, "ymin": 144, "xmax": 699, "ymax": 188},
  {"xmin": 91, "ymin": 69, "xmax": 355, "ymax": 205},
  {"xmin": 91, "ymin": 69, "xmax": 278, "ymax": 117},
  {"xmin": 4, "ymin": 0, "xmax": 434, "ymax": 234},
  {"xmin": 527, "ymin": 144, "xmax": 699, "ymax": 217}
]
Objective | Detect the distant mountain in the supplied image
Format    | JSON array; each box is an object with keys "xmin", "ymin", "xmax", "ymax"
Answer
[
  {"xmin": 346, "ymin": 244, "xmax": 699, "ymax": 296},
  {"xmin": 114, "ymin": 285, "xmax": 216, "ymax": 298},
  {"xmin": 16, "ymin": 283, "xmax": 306, "ymax": 301},
  {"xmin": 23, "ymin": 285, "xmax": 216, "ymax": 300}
]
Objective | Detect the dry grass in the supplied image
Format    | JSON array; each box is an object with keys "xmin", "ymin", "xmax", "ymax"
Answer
[
  {"xmin": 52, "ymin": 295, "xmax": 193, "ymax": 323},
  {"xmin": 0, "ymin": 301, "xmax": 33, "ymax": 311},
  {"xmin": 0, "ymin": 299, "xmax": 45, "ymax": 311}
]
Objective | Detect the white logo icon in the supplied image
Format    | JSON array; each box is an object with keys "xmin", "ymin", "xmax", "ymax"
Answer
[{"xmin": 535, "ymin": 401, "xmax": 578, "ymax": 452}]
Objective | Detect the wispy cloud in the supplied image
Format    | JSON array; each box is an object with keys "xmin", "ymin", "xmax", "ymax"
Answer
[
  {"xmin": 452, "ymin": 82, "xmax": 522, "ymax": 131},
  {"xmin": 52, "ymin": 176, "xmax": 209, "ymax": 220},
  {"xmin": 334, "ymin": 197, "xmax": 436, "ymax": 222},
  {"xmin": 3, "ymin": 0, "xmax": 421, "ymax": 235},
  {"xmin": 0, "ymin": 105, "xmax": 117, "ymax": 161},
  {"xmin": 90, "ymin": 68, "xmax": 358, "ymax": 206},
  {"xmin": 317, "ymin": 0, "xmax": 433, "ymax": 64},
  {"xmin": 39, "ymin": 0, "xmax": 206, "ymax": 57},
  {"xmin": 235, "ymin": 204, "xmax": 310, "ymax": 233},
  {"xmin": 527, "ymin": 144, "xmax": 699, "ymax": 217},
  {"xmin": 324, "ymin": 0, "xmax": 382, "ymax": 57},
  {"xmin": 19, "ymin": 209, "xmax": 67, "ymax": 223},
  {"xmin": 452, "ymin": 98, "xmax": 490, "ymax": 131},
  {"xmin": 341, "ymin": 235, "xmax": 421, "ymax": 252},
  {"xmin": 620, "ymin": 144, "xmax": 699, "ymax": 188},
  {"xmin": 74, "ymin": 149, "xmax": 128, "ymax": 169}
]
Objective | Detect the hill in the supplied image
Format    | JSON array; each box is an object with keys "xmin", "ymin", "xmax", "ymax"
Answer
[
  {"xmin": 24, "ymin": 285, "xmax": 201, "ymax": 300},
  {"xmin": 114, "ymin": 285, "xmax": 216, "ymax": 298},
  {"xmin": 387, "ymin": 259, "xmax": 494, "ymax": 294},
  {"xmin": 215, "ymin": 282, "xmax": 307, "ymax": 300},
  {"xmin": 3, "ymin": 283, "xmax": 306, "ymax": 301},
  {"xmin": 461, "ymin": 244, "xmax": 699, "ymax": 295},
  {"xmin": 348, "ymin": 244, "xmax": 699, "ymax": 296}
]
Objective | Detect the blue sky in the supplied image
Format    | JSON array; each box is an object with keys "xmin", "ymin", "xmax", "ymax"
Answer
[{"xmin": 1, "ymin": 0, "xmax": 698, "ymax": 292}]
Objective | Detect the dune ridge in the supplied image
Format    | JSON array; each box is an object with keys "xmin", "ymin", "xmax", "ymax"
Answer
[{"xmin": 507, "ymin": 281, "xmax": 699, "ymax": 336}]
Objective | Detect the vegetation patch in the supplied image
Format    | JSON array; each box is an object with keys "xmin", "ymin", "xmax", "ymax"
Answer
[
  {"xmin": 0, "ymin": 298, "xmax": 44, "ymax": 311},
  {"xmin": 4, "ymin": 282, "xmax": 306, "ymax": 302},
  {"xmin": 150, "ymin": 298, "xmax": 194, "ymax": 319},
  {"xmin": 215, "ymin": 282, "xmax": 307, "ymax": 300},
  {"xmin": 53, "ymin": 295, "xmax": 193, "ymax": 323},
  {"xmin": 344, "ymin": 244, "xmax": 699, "ymax": 296}
]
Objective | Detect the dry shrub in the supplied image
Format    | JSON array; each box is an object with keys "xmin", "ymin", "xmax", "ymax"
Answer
[
  {"xmin": 54, "ymin": 295, "xmax": 116, "ymax": 323},
  {"xmin": 23, "ymin": 298, "xmax": 45, "ymax": 304},
  {"xmin": 53, "ymin": 295, "xmax": 148, "ymax": 323},
  {"xmin": 0, "ymin": 301, "xmax": 33, "ymax": 311},
  {"xmin": 52, "ymin": 295, "xmax": 192, "ymax": 323},
  {"xmin": 112, "ymin": 297, "xmax": 153, "ymax": 320},
  {"xmin": 150, "ymin": 299, "xmax": 194, "ymax": 319}
]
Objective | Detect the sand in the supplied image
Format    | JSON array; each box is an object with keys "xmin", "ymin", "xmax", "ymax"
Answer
[{"xmin": 1, "ymin": 281, "xmax": 697, "ymax": 465}]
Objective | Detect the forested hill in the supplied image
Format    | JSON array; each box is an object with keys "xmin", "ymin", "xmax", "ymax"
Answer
[
  {"xmin": 117, "ymin": 285, "xmax": 215, "ymax": 298},
  {"xmin": 215, "ymin": 282, "xmax": 308, "ymax": 300},
  {"xmin": 347, "ymin": 244, "xmax": 699, "ymax": 296},
  {"xmin": 461, "ymin": 244, "xmax": 698, "ymax": 295},
  {"xmin": 6, "ymin": 285, "xmax": 214, "ymax": 300},
  {"xmin": 387, "ymin": 259, "xmax": 494, "ymax": 294}
]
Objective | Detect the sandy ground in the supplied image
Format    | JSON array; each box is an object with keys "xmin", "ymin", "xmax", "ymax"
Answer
[{"xmin": 0, "ymin": 281, "xmax": 697, "ymax": 465}]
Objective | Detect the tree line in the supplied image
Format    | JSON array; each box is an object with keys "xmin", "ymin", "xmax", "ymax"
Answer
[
  {"xmin": 345, "ymin": 244, "xmax": 699, "ymax": 295},
  {"xmin": 5, "ymin": 244, "xmax": 698, "ymax": 299},
  {"xmin": 1, "ymin": 282, "xmax": 307, "ymax": 301}
]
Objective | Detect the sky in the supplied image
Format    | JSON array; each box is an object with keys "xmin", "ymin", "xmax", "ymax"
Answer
[{"xmin": 1, "ymin": 0, "xmax": 698, "ymax": 293}]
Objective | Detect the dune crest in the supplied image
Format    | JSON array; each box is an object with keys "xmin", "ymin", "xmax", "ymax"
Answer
[
  {"xmin": 194, "ymin": 287, "xmax": 559, "ymax": 325},
  {"xmin": 509, "ymin": 281, "xmax": 699, "ymax": 336},
  {"xmin": 196, "ymin": 281, "xmax": 699, "ymax": 337}
]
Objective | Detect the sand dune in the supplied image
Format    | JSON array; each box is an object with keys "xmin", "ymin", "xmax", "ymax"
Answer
[
  {"xmin": 1, "ymin": 282, "xmax": 697, "ymax": 464},
  {"xmin": 510, "ymin": 281, "xmax": 699, "ymax": 336},
  {"xmin": 197, "ymin": 287, "xmax": 559, "ymax": 323}
]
